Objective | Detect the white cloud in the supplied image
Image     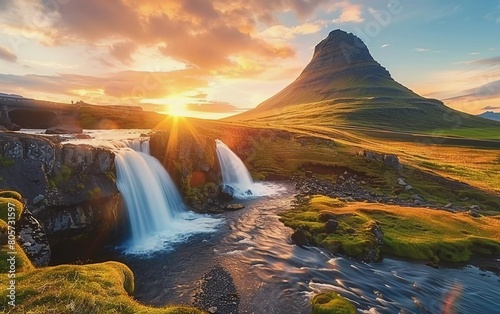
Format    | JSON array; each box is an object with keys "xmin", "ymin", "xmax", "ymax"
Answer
[
  {"xmin": 259, "ymin": 21, "xmax": 327, "ymax": 40},
  {"xmin": 381, "ymin": 44, "xmax": 390, "ymax": 48},
  {"xmin": 328, "ymin": 1, "xmax": 364, "ymax": 23},
  {"xmin": 413, "ymin": 48, "xmax": 430, "ymax": 52}
]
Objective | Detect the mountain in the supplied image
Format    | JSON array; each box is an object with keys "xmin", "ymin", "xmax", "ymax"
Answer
[
  {"xmin": 227, "ymin": 30, "xmax": 500, "ymax": 134},
  {"xmin": 479, "ymin": 111, "xmax": 500, "ymax": 122}
]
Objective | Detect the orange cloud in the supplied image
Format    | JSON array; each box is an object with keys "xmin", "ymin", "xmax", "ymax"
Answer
[
  {"xmin": 0, "ymin": 69, "xmax": 208, "ymax": 101},
  {"xmin": 109, "ymin": 41, "xmax": 137, "ymax": 65},
  {"xmin": 0, "ymin": 46, "xmax": 17, "ymax": 63},
  {"xmin": 186, "ymin": 101, "xmax": 239, "ymax": 113},
  {"xmin": 3, "ymin": 0, "xmax": 321, "ymax": 73}
]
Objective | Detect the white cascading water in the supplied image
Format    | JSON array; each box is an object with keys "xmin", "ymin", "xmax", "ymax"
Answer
[
  {"xmin": 215, "ymin": 139, "xmax": 254, "ymax": 189},
  {"xmin": 112, "ymin": 139, "xmax": 220, "ymax": 253},
  {"xmin": 215, "ymin": 139, "xmax": 273, "ymax": 198}
]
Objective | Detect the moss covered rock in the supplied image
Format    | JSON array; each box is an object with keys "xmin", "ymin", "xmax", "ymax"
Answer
[
  {"xmin": 311, "ymin": 292, "xmax": 357, "ymax": 314},
  {"xmin": 0, "ymin": 240, "xmax": 35, "ymax": 274},
  {"xmin": 0, "ymin": 261, "xmax": 203, "ymax": 313},
  {"xmin": 0, "ymin": 195, "xmax": 24, "ymax": 221}
]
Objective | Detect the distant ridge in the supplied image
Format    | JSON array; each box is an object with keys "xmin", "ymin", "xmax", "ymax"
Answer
[
  {"xmin": 479, "ymin": 111, "xmax": 500, "ymax": 122},
  {"xmin": 227, "ymin": 30, "xmax": 500, "ymax": 134}
]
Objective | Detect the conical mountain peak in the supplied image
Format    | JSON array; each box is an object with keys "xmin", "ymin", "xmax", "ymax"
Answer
[
  {"xmin": 305, "ymin": 29, "xmax": 378, "ymax": 72},
  {"xmin": 228, "ymin": 29, "xmax": 415, "ymax": 116}
]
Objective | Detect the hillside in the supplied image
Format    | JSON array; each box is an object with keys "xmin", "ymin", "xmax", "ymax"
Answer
[{"xmin": 227, "ymin": 30, "xmax": 500, "ymax": 138}]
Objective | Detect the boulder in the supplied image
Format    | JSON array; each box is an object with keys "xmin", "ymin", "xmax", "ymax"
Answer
[
  {"xmin": 291, "ymin": 228, "xmax": 309, "ymax": 246},
  {"xmin": 363, "ymin": 151, "xmax": 402, "ymax": 170},
  {"xmin": 363, "ymin": 150, "xmax": 384, "ymax": 161},
  {"xmin": 370, "ymin": 222, "xmax": 384, "ymax": 246},
  {"xmin": 397, "ymin": 178, "xmax": 407, "ymax": 186},
  {"xmin": 222, "ymin": 204, "xmax": 245, "ymax": 211},
  {"xmin": 467, "ymin": 209, "xmax": 481, "ymax": 218},
  {"xmin": 305, "ymin": 170, "xmax": 313, "ymax": 178},
  {"xmin": 383, "ymin": 154, "xmax": 402, "ymax": 170},
  {"xmin": 218, "ymin": 184, "xmax": 234, "ymax": 201},
  {"xmin": 324, "ymin": 219, "xmax": 339, "ymax": 233},
  {"xmin": 46, "ymin": 125, "xmax": 83, "ymax": 134}
]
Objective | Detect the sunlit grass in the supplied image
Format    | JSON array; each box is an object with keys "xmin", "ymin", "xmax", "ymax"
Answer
[
  {"xmin": 0, "ymin": 261, "xmax": 202, "ymax": 313},
  {"xmin": 280, "ymin": 196, "xmax": 500, "ymax": 263}
]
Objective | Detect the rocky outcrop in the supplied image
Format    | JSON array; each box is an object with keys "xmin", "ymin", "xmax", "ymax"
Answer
[
  {"xmin": 17, "ymin": 208, "xmax": 51, "ymax": 267},
  {"xmin": 149, "ymin": 127, "xmax": 293, "ymax": 209},
  {"xmin": 361, "ymin": 150, "xmax": 402, "ymax": 170},
  {"xmin": 0, "ymin": 132, "xmax": 122, "ymax": 262}
]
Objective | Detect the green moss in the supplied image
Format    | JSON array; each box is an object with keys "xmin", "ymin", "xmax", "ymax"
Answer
[
  {"xmin": 0, "ymin": 191, "xmax": 22, "ymax": 201},
  {"xmin": 48, "ymin": 165, "xmax": 74, "ymax": 189},
  {"xmin": 88, "ymin": 187, "xmax": 102, "ymax": 199},
  {"xmin": 0, "ymin": 218, "xmax": 34, "ymax": 273},
  {"xmin": 311, "ymin": 292, "xmax": 357, "ymax": 314},
  {"xmin": 0, "ymin": 261, "xmax": 203, "ymax": 313},
  {"xmin": 0, "ymin": 242, "xmax": 34, "ymax": 274},
  {"xmin": 0, "ymin": 155, "xmax": 14, "ymax": 167},
  {"xmin": 280, "ymin": 196, "xmax": 500, "ymax": 263},
  {"xmin": 106, "ymin": 170, "xmax": 116, "ymax": 183},
  {"xmin": 0, "ymin": 198, "xmax": 24, "ymax": 221}
]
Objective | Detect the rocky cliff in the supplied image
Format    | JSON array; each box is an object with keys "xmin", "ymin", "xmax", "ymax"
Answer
[
  {"xmin": 0, "ymin": 132, "xmax": 122, "ymax": 262},
  {"xmin": 149, "ymin": 126, "xmax": 292, "ymax": 209}
]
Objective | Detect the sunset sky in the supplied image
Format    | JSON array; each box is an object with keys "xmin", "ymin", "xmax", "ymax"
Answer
[{"xmin": 0, "ymin": 0, "xmax": 499, "ymax": 119}]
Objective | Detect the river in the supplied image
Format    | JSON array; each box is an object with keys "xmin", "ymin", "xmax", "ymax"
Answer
[{"xmin": 103, "ymin": 182, "xmax": 499, "ymax": 314}]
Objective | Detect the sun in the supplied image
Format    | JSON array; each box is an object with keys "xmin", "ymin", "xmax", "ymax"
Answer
[{"xmin": 168, "ymin": 103, "xmax": 189, "ymax": 117}]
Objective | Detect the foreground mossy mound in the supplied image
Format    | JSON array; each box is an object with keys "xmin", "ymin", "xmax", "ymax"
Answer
[
  {"xmin": 0, "ymin": 195, "xmax": 24, "ymax": 221},
  {"xmin": 281, "ymin": 196, "xmax": 500, "ymax": 263},
  {"xmin": 311, "ymin": 292, "xmax": 356, "ymax": 314},
  {"xmin": 0, "ymin": 261, "xmax": 203, "ymax": 313}
]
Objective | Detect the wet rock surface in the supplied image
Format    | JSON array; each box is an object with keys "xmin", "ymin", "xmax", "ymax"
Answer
[
  {"xmin": 193, "ymin": 265, "xmax": 240, "ymax": 314},
  {"xmin": 17, "ymin": 207, "xmax": 51, "ymax": 267}
]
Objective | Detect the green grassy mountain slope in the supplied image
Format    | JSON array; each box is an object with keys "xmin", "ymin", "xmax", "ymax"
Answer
[{"xmin": 227, "ymin": 30, "xmax": 500, "ymax": 137}]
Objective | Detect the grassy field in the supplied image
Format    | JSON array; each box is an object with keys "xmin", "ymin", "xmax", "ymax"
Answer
[{"xmin": 280, "ymin": 195, "xmax": 500, "ymax": 263}]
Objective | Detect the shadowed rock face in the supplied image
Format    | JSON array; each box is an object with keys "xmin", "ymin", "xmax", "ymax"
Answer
[
  {"xmin": 301, "ymin": 29, "xmax": 392, "ymax": 78},
  {"xmin": 0, "ymin": 132, "xmax": 123, "ymax": 263}
]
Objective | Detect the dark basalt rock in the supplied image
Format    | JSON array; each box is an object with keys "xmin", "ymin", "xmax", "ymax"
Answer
[
  {"xmin": 324, "ymin": 219, "xmax": 339, "ymax": 233},
  {"xmin": 0, "ymin": 132, "xmax": 121, "ymax": 263},
  {"xmin": 218, "ymin": 184, "xmax": 235, "ymax": 201},
  {"xmin": 291, "ymin": 227, "xmax": 309, "ymax": 246},
  {"xmin": 17, "ymin": 207, "xmax": 51, "ymax": 267}
]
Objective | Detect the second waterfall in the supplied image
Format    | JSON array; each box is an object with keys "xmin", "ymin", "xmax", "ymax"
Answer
[{"xmin": 215, "ymin": 139, "xmax": 274, "ymax": 198}]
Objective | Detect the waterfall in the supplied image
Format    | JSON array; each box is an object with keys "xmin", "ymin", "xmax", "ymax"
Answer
[
  {"xmin": 215, "ymin": 139, "xmax": 276, "ymax": 198},
  {"xmin": 215, "ymin": 139, "xmax": 254, "ymax": 190},
  {"xmin": 113, "ymin": 139, "xmax": 220, "ymax": 253}
]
